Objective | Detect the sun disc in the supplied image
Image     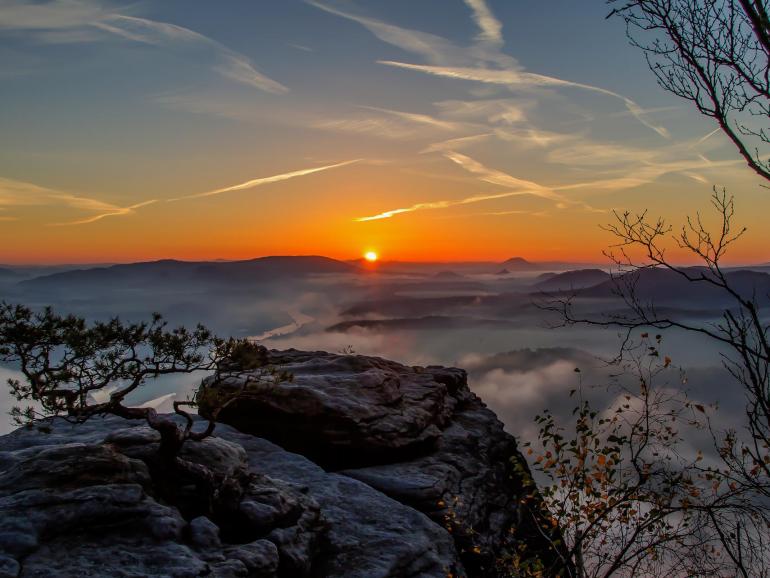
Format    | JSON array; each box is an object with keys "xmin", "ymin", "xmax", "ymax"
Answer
[{"xmin": 364, "ymin": 251, "xmax": 378, "ymax": 262}]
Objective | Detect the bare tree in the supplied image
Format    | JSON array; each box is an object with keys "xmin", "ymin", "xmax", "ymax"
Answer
[
  {"xmin": 513, "ymin": 333, "xmax": 770, "ymax": 577},
  {"xmin": 535, "ymin": 192, "xmax": 770, "ymax": 576},
  {"xmin": 608, "ymin": 0, "xmax": 770, "ymax": 181}
]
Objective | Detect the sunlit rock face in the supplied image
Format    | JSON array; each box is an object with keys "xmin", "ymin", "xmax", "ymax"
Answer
[{"xmin": 0, "ymin": 349, "xmax": 559, "ymax": 578}]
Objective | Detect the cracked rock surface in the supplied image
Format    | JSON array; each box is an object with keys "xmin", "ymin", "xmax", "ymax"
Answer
[
  {"xmin": 0, "ymin": 349, "xmax": 553, "ymax": 577},
  {"xmin": 201, "ymin": 349, "xmax": 553, "ymax": 576}
]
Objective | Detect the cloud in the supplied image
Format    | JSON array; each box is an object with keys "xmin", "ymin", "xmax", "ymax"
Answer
[
  {"xmin": 288, "ymin": 43, "xmax": 315, "ymax": 52},
  {"xmin": 53, "ymin": 199, "xmax": 158, "ymax": 226},
  {"xmin": 306, "ymin": 0, "xmax": 460, "ymax": 66},
  {"xmin": 493, "ymin": 127, "xmax": 576, "ymax": 147},
  {"xmin": 0, "ymin": 161, "xmax": 360, "ymax": 225},
  {"xmin": 0, "ymin": 0, "xmax": 108, "ymax": 30},
  {"xmin": 354, "ymin": 190, "xmax": 545, "ymax": 222},
  {"xmin": 421, "ymin": 133, "xmax": 493, "ymax": 154},
  {"xmin": 353, "ymin": 150, "xmax": 611, "ymax": 222},
  {"xmin": 379, "ymin": 61, "xmax": 670, "ymax": 138},
  {"xmin": 545, "ymin": 141, "xmax": 746, "ymax": 193},
  {"xmin": 0, "ymin": 1, "xmax": 287, "ymax": 94},
  {"xmin": 463, "ymin": 0, "xmax": 503, "ymax": 47},
  {"xmin": 169, "ymin": 160, "xmax": 360, "ymax": 202},
  {"xmin": 692, "ymin": 128, "xmax": 722, "ymax": 147},
  {"xmin": 434, "ymin": 98, "xmax": 529, "ymax": 125},
  {"xmin": 308, "ymin": 0, "xmax": 669, "ymax": 139},
  {"xmin": 0, "ymin": 177, "xmax": 115, "ymax": 211},
  {"xmin": 360, "ymin": 106, "xmax": 464, "ymax": 132},
  {"xmin": 0, "ymin": 176, "xmax": 156, "ymax": 225},
  {"xmin": 443, "ymin": 151, "xmax": 563, "ymax": 200},
  {"xmin": 93, "ymin": 15, "xmax": 288, "ymax": 94},
  {"xmin": 621, "ymin": 98, "xmax": 670, "ymax": 139},
  {"xmin": 314, "ymin": 107, "xmax": 465, "ymax": 140}
]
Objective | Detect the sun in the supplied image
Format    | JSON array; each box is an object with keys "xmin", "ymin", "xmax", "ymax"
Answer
[{"xmin": 364, "ymin": 251, "xmax": 378, "ymax": 262}]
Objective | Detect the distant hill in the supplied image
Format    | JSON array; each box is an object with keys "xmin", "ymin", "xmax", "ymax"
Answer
[
  {"xmin": 500, "ymin": 257, "xmax": 546, "ymax": 271},
  {"xmin": 580, "ymin": 267, "xmax": 770, "ymax": 306},
  {"xmin": 0, "ymin": 267, "xmax": 20, "ymax": 278},
  {"xmin": 20, "ymin": 256, "xmax": 358, "ymax": 292},
  {"xmin": 533, "ymin": 269, "xmax": 610, "ymax": 292},
  {"xmin": 500, "ymin": 257, "xmax": 595, "ymax": 272},
  {"xmin": 434, "ymin": 271, "xmax": 465, "ymax": 280}
]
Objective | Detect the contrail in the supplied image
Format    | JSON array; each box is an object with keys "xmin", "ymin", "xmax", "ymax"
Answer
[{"xmin": 168, "ymin": 160, "xmax": 360, "ymax": 202}]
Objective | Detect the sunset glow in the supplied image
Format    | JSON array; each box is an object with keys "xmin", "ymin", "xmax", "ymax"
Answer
[
  {"xmin": 364, "ymin": 251, "xmax": 378, "ymax": 262},
  {"xmin": 0, "ymin": 1, "xmax": 768, "ymax": 265}
]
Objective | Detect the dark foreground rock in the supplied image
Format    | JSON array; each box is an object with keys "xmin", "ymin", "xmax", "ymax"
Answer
[
  {"xmin": 200, "ymin": 349, "xmax": 558, "ymax": 576},
  {"xmin": 0, "ymin": 416, "xmax": 462, "ymax": 578},
  {"xmin": 0, "ymin": 349, "xmax": 558, "ymax": 577}
]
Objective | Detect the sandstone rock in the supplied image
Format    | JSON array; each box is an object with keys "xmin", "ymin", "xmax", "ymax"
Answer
[
  {"xmin": 0, "ymin": 554, "xmax": 19, "ymax": 578},
  {"xmin": 199, "ymin": 350, "xmax": 462, "ymax": 468},
  {"xmin": 223, "ymin": 539, "xmax": 279, "ymax": 576},
  {"xmin": 217, "ymin": 427, "xmax": 464, "ymax": 578},
  {"xmin": 0, "ymin": 415, "xmax": 461, "ymax": 578},
  {"xmin": 0, "ymin": 420, "xmax": 326, "ymax": 578},
  {"xmin": 201, "ymin": 349, "xmax": 557, "ymax": 576},
  {"xmin": 0, "ymin": 348, "xmax": 557, "ymax": 577},
  {"xmin": 188, "ymin": 516, "xmax": 222, "ymax": 550}
]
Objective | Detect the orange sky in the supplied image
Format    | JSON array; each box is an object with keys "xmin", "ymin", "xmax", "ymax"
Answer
[{"xmin": 1, "ymin": 0, "xmax": 769, "ymax": 266}]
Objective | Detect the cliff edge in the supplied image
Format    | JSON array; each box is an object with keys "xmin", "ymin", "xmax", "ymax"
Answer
[{"xmin": 0, "ymin": 349, "xmax": 558, "ymax": 577}]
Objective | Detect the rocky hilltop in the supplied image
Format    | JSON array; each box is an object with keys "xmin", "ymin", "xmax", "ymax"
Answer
[{"xmin": 0, "ymin": 349, "xmax": 558, "ymax": 578}]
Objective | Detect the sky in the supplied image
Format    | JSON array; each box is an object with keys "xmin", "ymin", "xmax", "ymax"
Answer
[{"xmin": 0, "ymin": 0, "xmax": 767, "ymax": 264}]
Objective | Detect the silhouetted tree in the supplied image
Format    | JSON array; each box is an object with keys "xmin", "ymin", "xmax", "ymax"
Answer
[
  {"xmin": 511, "ymin": 5, "xmax": 770, "ymax": 574},
  {"xmin": 529, "ymin": 193, "xmax": 770, "ymax": 577},
  {"xmin": 0, "ymin": 303, "xmax": 278, "ymax": 512},
  {"xmin": 608, "ymin": 0, "xmax": 770, "ymax": 181}
]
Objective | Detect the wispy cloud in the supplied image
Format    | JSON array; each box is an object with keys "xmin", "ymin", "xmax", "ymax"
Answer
[
  {"xmin": 168, "ymin": 160, "xmax": 360, "ymax": 202},
  {"xmin": 288, "ymin": 42, "xmax": 315, "ymax": 52},
  {"xmin": 94, "ymin": 15, "xmax": 288, "ymax": 93},
  {"xmin": 354, "ymin": 148, "xmax": 617, "ymax": 222},
  {"xmin": 434, "ymin": 98, "xmax": 530, "ymax": 125},
  {"xmin": 0, "ymin": 0, "xmax": 108, "ymax": 30},
  {"xmin": 463, "ymin": 0, "xmax": 503, "ymax": 47},
  {"xmin": 355, "ymin": 190, "xmax": 542, "ymax": 222},
  {"xmin": 0, "ymin": 177, "xmax": 116, "ymax": 211},
  {"xmin": 0, "ymin": 176, "xmax": 156, "ymax": 225},
  {"xmin": 421, "ymin": 133, "xmax": 493, "ymax": 154},
  {"xmin": 443, "ymin": 151, "xmax": 564, "ymax": 201},
  {"xmin": 0, "ymin": 1, "xmax": 287, "ymax": 94},
  {"xmin": 379, "ymin": 61, "xmax": 670, "ymax": 138},
  {"xmin": 306, "ymin": 0, "xmax": 460, "ymax": 65},
  {"xmin": 307, "ymin": 0, "xmax": 668, "ymax": 137},
  {"xmin": 360, "ymin": 106, "xmax": 464, "ymax": 132},
  {"xmin": 314, "ymin": 107, "xmax": 466, "ymax": 140},
  {"xmin": 692, "ymin": 128, "xmax": 722, "ymax": 147},
  {"xmin": 53, "ymin": 200, "xmax": 158, "ymax": 226},
  {"xmin": 1, "ymin": 160, "xmax": 360, "ymax": 225}
]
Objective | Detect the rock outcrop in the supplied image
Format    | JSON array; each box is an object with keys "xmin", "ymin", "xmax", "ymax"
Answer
[
  {"xmin": 0, "ymin": 349, "xmax": 557, "ymax": 577},
  {"xmin": 200, "ymin": 349, "xmax": 555, "ymax": 576}
]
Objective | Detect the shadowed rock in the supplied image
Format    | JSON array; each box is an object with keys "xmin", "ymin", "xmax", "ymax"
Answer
[
  {"xmin": 0, "ymin": 349, "xmax": 561, "ymax": 578},
  {"xmin": 200, "ymin": 349, "xmax": 560, "ymax": 577}
]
